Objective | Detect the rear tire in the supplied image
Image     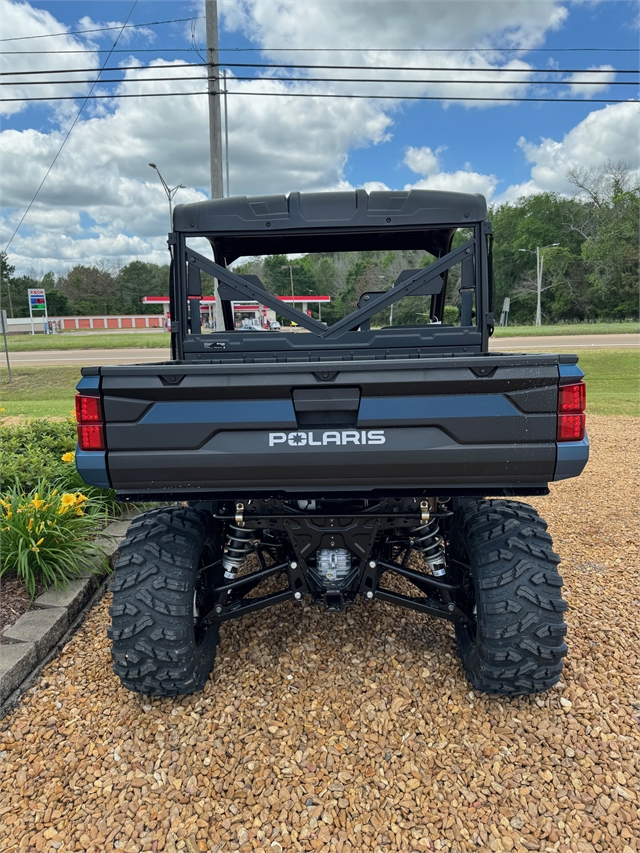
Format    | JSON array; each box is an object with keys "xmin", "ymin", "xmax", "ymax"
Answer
[
  {"xmin": 449, "ymin": 499, "xmax": 568, "ymax": 696},
  {"xmin": 108, "ymin": 507, "xmax": 223, "ymax": 696}
]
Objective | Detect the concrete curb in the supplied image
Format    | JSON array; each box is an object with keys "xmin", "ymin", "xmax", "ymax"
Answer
[{"xmin": 0, "ymin": 509, "xmax": 139, "ymax": 714}]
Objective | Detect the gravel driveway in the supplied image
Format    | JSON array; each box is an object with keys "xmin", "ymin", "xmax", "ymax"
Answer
[{"xmin": 1, "ymin": 415, "xmax": 638, "ymax": 853}]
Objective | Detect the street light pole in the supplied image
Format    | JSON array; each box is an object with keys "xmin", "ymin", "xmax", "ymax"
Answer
[
  {"xmin": 519, "ymin": 244, "xmax": 559, "ymax": 327},
  {"xmin": 149, "ymin": 163, "xmax": 185, "ymax": 231}
]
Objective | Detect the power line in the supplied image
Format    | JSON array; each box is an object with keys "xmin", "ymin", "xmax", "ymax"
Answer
[
  {"xmin": 3, "ymin": 2, "xmax": 139, "ymax": 254},
  {"xmin": 3, "ymin": 62, "xmax": 637, "ymax": 77},
  {"xmin": 3, "ymin": 74, "xmax": 636, "ymax": 87},
  {"xmin": 0, "ymin": 16, "xmax": 201, "ymax": 42},
  {"xmin": 215, "ymin": 62, "xmax": 640, "ymax": 73},
  {"xmin": 3, "ymin": 89, "xmax": 634, "ymax": 104},
  {"xmin": 2, "ymin": 46, "xmax": 638, "ymax": 55}
]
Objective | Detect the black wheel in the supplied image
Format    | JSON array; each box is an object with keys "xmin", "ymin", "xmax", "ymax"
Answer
[
  {"xmin": 449, "ymin": 499, "xmax": 568, "ymax": 696},
  {"xmin": 107, "ymin": 507, "xmax": 223, "ymax": 696}
]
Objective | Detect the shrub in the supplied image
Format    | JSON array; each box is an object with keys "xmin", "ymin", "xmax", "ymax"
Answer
[
  {"xmin": 0, "ymin": 415, "xmax": 120, "ymax": 512},
  {"xmin": 0, "ymin": 416, "xmax": 78, "ymax": 492},
  {"xmin": 443, "ymin": 305, "xmax": 459, "ymax": 325},
  {"xmin": 0, "ymin": 483, "xmax": 108, "ymax": 598}
]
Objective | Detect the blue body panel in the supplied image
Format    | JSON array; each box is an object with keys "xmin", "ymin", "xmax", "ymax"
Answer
[
  {"xmin": 359, "ymin": 394, "xmax": 518, "ymax": 421},
  {"xmin": 558, "ymin": 363, "xmax": 584, "ymax": 381},
  {"xmin": 554, "ymin": 434, "xmax": 590, "ymax": 481},
  {"xmin": 75, "ymin": 447, "xmax": 111, "ymax": 489},
  {"xmin": 139, "ymin": 399, "xmax": 297, "ymax": 426},
  {"xmin": 76, "ymin": 375, "xmax": 100, "ymax": 391}
]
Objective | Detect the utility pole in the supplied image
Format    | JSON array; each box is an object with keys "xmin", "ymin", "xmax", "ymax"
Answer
[
  {"xmin": 205, "ymin": 0, "xmax": 225, "ymax": 331},
  {"xmin": 535, "ymin": 246, "xmax": 543, "ymax": 328},
  {"xmin": 520, "ymin": 244, "xmax": 558, "ymax": 327}
]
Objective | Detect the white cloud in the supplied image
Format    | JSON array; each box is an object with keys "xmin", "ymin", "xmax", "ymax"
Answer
[
  {"xmin": 1, "ymin": 0, "xmax": 607, "ymax": 274},
  {"xmin": 402, "ymin": 145, "xmax": 499, "ymax": 199},
  {"xmin": 565, "ymin": 64, "xmax": 616, "ymax": 98},
  {"xmin": 0, "ymin": 0, "xmax": 101, "ymax": 116},
  {"xmin": 501, "ymin": 101, "xmax": 640, "ymax": 200}
]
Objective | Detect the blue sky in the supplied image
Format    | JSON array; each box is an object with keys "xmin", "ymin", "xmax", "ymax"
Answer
[{"xmin": 1, "ymin": 0, "xmax": 638, "ymax": 274}]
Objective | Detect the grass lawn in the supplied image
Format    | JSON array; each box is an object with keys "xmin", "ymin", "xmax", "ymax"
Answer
[
  {"xmin": 492, "ymin": 321, "xmax": 639, "ymax": 337},
  {"xmin": 6, "ymin": 332, "xmax": 170, "ymax": 351},
  {"xmin": 1, "ymin": 349, "xmax": 637, "ymax": 419},
  {"xmin": 0, "ymin": 366, "xmax": 81, "ymax": 418},
  {"xmin": 575, "ymin": 350, "xmax": 639, "ymax": 416}
]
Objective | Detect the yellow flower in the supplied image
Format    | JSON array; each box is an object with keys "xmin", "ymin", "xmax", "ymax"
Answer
[
  {"xmin": 36, "ymin": 537, "xmax": 44, "ymax": 546},
  {"xmin": 37, "ymin": 521, "xmax": 45, "ymax": 533},
  {"xmin": 0, "ymin": 498, "xmax": 10, "ymax": 509},
  {"xmin": 30, "ymin": 493, "xmax": 46, "ymax": 510},
  {"xmin": 51, "ymin": 489, "xmax": 58, "ymax": 496},
  {"xmin": 76, "ymin": 493, "xmax": 88, "ymax": 504},
  {"xmin": 30, "ymin": 545, "xmax": 40, "ymax": 553},
  {"xmin": 60, "ymin": 493, "xmax": 78, "ymax": 507},
  {"xmin": 27, "ymin": 517, "xmax": 34, "ymax": 531},
  {"xmin": 5, "ymin": 510, "xmax": 12, "ymax": 519},
  {"xmin": 75, "ymin": 509, "xmax": 85, "ymax": 517},
  {"xmin": 61, "ymin": 452, "xmax": 75, "ymax": 464},
  {"xmin": 57, "ymin": 506, "xmax": 69, "ymax": 515}
]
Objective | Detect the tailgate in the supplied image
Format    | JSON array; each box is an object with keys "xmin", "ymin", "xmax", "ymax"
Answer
[{"xmin": 93, "ymin": 355, "xmax": 563, "ymax": 496}]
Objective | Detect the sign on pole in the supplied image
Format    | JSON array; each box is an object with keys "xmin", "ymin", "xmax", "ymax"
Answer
[
  {"xmin": 1, "ymin": 309, "xmax": 11, "ymax": 382},
  {"xmin": 28, "ymin": 288, "xmax": 48, "ymax": 335}
]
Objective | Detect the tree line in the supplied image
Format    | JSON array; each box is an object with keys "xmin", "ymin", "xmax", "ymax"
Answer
[{"xmin": 1, "ymin": 162, "xmax": 636, "ymax": 325}]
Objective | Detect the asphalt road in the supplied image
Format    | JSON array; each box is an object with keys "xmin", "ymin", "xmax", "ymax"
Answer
[{"xmin": 6, "ymin": 333, "xmax": 639, "ymax": 366}]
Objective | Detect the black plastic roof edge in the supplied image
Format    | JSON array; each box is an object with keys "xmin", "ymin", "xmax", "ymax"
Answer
[{"xmin": 173, "ymin": 188, "xmax": 487, "ymax": 234}]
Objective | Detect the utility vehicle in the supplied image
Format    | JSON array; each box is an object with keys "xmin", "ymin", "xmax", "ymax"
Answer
[{"xmin": 75, "ymin": 189, "xmax": 588, "ymax": 696}]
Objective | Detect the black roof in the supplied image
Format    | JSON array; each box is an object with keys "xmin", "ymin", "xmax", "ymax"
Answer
[{"xmin": 173, "ymin": 188, "xmax": 487, "ymax": 235}]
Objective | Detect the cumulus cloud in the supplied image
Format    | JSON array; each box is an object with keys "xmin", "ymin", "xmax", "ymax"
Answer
[
  {"xmin": 402, "ymin": 145, "xmax": 499, "ymax": 199},
  {"xmin": 0, "ymin": 0, "xmax": 101, "ymax": 116},
  {"xmin": 564, "ymin": 64, "xmax": 616, "ymax": 97},
  {"xmin": 501, "ymin": 101, "xmax": 640, "ymax": 200},
  {"xmin": 0, "ymin": 0, "xmax": 611, "ymax": 274}
]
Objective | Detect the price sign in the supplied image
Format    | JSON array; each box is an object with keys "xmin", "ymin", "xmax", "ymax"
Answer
[{"xmin": 28, "ymin": 288, "xmax": 47, "ymax": 310}]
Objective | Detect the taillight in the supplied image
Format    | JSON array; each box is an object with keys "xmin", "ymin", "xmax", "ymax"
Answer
[
  {"xmin": 557, "ymin": 381, "xmax": 586, "ymax": 442},
  {"xmin": 76, "ymin": 394, "xmax": 102, "ymax": 423},
  {"xmin": 76, "ymin": 393, "xmax": 105, "ymax": 451}
]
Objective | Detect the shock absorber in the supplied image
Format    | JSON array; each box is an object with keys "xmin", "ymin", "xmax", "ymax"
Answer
[
  {"xmin": 222, "ymin": 525, "xmax": 254, "ymax": 579},
  {"xmin": 411, "ymin": 507, "xmax": 446, "ymax": 577}
]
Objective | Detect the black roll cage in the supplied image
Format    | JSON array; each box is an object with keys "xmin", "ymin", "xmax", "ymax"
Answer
[{"xmin": 168, "ymin": 221, "xmax": 494, "ymax": 361}]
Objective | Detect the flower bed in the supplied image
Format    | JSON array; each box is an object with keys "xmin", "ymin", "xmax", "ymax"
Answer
[{"xmin": 0, "ymin": 412, "xmax": 116, "ymax": 618}]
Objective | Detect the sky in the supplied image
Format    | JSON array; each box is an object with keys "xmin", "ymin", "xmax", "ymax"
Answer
[{"xmin": 1, "ymin": 0, "xmax": 638, "ymax": 277}]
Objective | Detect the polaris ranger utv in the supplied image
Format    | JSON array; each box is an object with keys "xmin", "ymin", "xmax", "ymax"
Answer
[{"xmin": 75, "ymin": 189, "xmax": 588, "ymax": 697}]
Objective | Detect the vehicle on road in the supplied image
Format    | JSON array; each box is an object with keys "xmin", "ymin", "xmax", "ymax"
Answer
[{"xmin": 75, "ymin": 189, "xmax": 588, "ymax": 697}]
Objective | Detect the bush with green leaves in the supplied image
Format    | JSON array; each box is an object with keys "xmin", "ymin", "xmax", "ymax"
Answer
[
  {"xmin": 0, "ymin": 483, "xmax": 108, "ymax": 598},
  {"xmin": 0, "ymin": 416, "xmax": 118, "ymax": 512},
  {"xmin": 1, "ymin": 415, "xmax": 79, "ymax": 492}
]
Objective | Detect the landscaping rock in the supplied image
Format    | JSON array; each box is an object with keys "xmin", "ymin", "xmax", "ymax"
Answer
[
  {"xmin": 0, "ymin": 416, "xmax": 638, "ymax": 853},
  {"xmin": 35, "ymin": 577, "xmax": 96, "ymax": 622},
  {"xmin": 1, "ymin": 608, "xmax": 68, "ymax": 657},
  {"xmin": 0, "ymin": 643, "xmax": 37, "ymax": 704}
]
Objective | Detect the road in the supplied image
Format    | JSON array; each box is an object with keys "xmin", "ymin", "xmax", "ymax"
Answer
[{"xmin": 7, "ymin": 333, "xmax": 639, "ymax": 366}]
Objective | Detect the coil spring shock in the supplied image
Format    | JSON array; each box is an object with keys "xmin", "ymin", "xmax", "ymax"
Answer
[
  {"xmin": 222, "ymin": 525, "xmax": 254, "ymax": 579},
  {"xmin": 411, "ymin": 517, "xmax": 446, "ymax": 577}
]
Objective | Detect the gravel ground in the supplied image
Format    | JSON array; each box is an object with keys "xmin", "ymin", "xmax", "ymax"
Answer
[{"xmin": 1, "ymin": 414, "xmax": 638, "ymax": 853}]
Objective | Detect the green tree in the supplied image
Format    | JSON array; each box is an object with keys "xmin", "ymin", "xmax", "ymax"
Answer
[
  {"xmin": 57, "ymin": 265, "xmax": 118, "ymax": 315},
  {"xmin": 115, "ymin": 261, "xmax": 168, "ymax": 314}
]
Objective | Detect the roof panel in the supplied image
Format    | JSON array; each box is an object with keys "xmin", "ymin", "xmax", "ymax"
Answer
[{"xmin": 173, "ymin": 188, "xmax": 486, "ymax": 235}]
